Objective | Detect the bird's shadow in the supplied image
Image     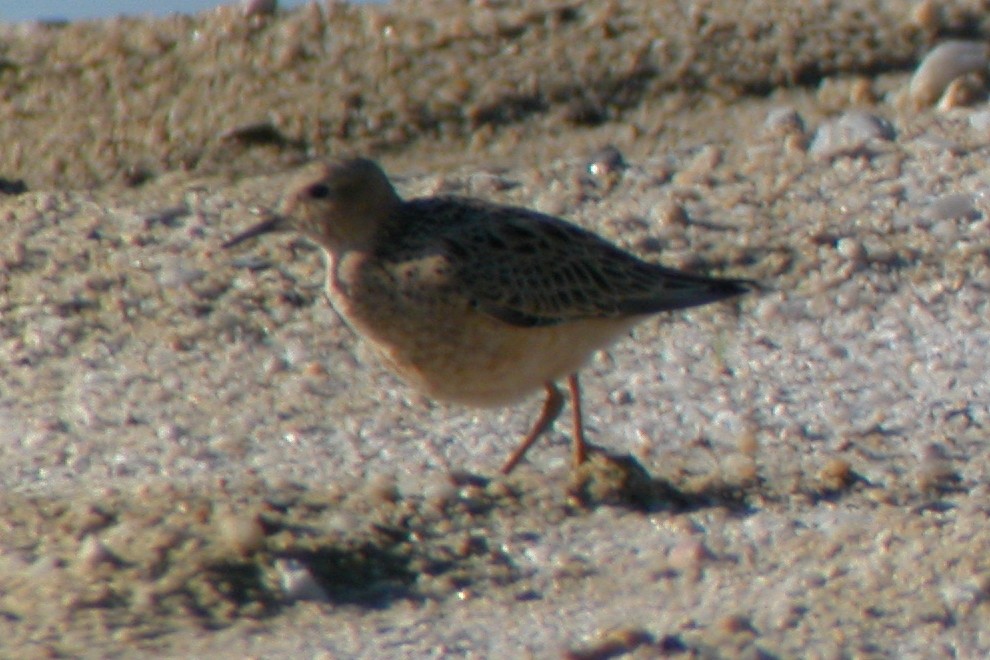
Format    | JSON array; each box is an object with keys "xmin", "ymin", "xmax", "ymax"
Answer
[
  {"xmin": 562, "ymin": 446, "xmax": 868, "ymax": 515},
  {"xmin": 184, "ymin": 452, "xmax": 870, "ymax": 629}
]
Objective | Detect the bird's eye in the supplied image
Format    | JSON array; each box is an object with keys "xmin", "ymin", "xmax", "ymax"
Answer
[{"xmin": 307, "ymin": 183, "xmax": 331, "ymax": 199}]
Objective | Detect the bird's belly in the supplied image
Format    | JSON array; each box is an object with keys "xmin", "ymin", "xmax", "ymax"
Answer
[
  {"xmin": 389, "ymin": 317, "xmax": 637, "ymax": 406},
  {"xmin": 333, "ymin": 287, "xmax": 638, "ymax": 406}
]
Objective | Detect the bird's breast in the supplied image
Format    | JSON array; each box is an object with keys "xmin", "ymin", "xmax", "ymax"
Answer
[{"xmin": 326, "ymin": 254, "xmax": 639, "ymax": 406}]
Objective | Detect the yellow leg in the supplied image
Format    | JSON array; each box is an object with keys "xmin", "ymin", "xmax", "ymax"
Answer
[
  {"xmin": 567, "ymin": 373, "xmax": 588, "ymax": 468},
  {"xmin": 500, "ymin": 382, "xmax": 564, "ymax": 474}
]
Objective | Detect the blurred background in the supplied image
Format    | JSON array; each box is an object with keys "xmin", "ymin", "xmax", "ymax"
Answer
[{"xmin": 0, "ymin": 0, "xmax": 365, "ymax": 23}]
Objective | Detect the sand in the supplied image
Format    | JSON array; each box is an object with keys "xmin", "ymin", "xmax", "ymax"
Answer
[{"xmin": 3, "ymin": 0, "xmax": 990, "ymax": 656}]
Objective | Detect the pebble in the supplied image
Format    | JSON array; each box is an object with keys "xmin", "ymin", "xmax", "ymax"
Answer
[
  {"xmin": 216, "ymin": 510, "xmax": 266, "ymax": 555},
  {"xmin": 75, "ymin": 535, "xmax": 118, "ymax": 571},
  {"xmin": 968, "ymin": 109, "xmax": 990, "ymax": 134},
  {"xmin": 668, "ymin": 537, "xmax": 711, "ymax": 571},
  {"xmin": 586, "ymin": 145, "xmax": 627, "ymax": 177},
  {"xmin": 835, "ymin": 237, "xmax": 865, "ymax": 262},
  {"xmin": 275, "ymin": 558, "xmax": 330, "ymax": 602},
  {"xmin": 241, "ymin": 0, "xmax": 277, "ymax": 18},
  {"xmin": 908, "ymin": 41, "xmax": 989, "ymax": 108},
  {"xmin": 915, "ymin": 443, "xmax": 959, "ymax": 493},
  {"xmin": 763, "ymin": 106, "xmax": 805, "ymax": 136},
  {"xmin": 808, "ymin": 111, "xmax": 896, "ymax": 158},
  {"xmin": 936, "ymin": 74, "xmax": 986, "ymax": 110},
  {"xmin": 911, "ymin": 0, "xmax": 940, "ymax": 31},
  {"xmin": 928, "ymin": 193, "xmax": 978, "ymax": 221}
]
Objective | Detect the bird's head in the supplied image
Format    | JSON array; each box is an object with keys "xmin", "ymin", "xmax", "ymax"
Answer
[{"xmin": 223, "ymin": 158, "xmax": 401, "ymax": 253}]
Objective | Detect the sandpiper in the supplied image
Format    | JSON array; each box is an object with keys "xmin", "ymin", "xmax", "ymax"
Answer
[{"xmin": 224, "ymin": 158, "xmax": 750, "ymax": 474}]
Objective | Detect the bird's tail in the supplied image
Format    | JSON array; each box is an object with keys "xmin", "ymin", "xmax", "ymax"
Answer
[{"xmin": 621, "ymin": 270, "xmax": 754, "ymax": 315}]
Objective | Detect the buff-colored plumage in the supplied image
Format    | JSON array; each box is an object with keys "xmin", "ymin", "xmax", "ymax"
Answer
[{"xmin": 225, "ymin": 158, "xmax": 749, "ymax": 473}]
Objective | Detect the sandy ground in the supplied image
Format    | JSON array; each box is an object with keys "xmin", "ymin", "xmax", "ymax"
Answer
[{"xmin": 3, "ymin": 0, "xmax": 990, "ymax": 657}]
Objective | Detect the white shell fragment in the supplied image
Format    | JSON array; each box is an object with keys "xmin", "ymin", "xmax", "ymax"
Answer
[
  {"xmin": 276, "ymin": 558, "xmax": 330, "ymax": 602},
  {"xmin": 908, "ymin": 40, "xmax": 989, "ymax": 108},
  {"xmin": 808, "ymin": 111, "xmax": 896, "ymax": 158}
]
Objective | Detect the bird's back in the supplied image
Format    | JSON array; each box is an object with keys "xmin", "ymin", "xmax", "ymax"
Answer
[{"xmin": 374, "ymin": 196, "xmax": 748, "ymax": 329}]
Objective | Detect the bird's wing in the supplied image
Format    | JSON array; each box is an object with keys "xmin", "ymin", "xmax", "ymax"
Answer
[{"xmin": 429, "ymin": 198, "xmax": 749, "ymax": 328}]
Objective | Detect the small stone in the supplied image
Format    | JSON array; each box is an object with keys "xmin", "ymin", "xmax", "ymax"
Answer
[
  {"xmin": 911, "ymin": 0, "xmax": 940, "ymax": 31},
  {"xmin": 216, "ymin": 511, "xmax": 266, "ymax": 555},
  {"xmin": 909, "ymin": 41, "xmax": 989, "ymax": 108},
  {"xmin": 275, "ymin": 558, "xmax": 329, "ymax": 602},
  {"xmin": 835, "ymin": 237, "xmax": 865, "ymax": 262},
  {"xmin": 587, "ymin": 145, "xmax": 627, "ymax": 177},
  {"xmin": 715, "ymin": 614, "xmax": 755, "ymax": 635},
  {"xmin": 668, "ymin": 537, "xmax": 711, "ymax": 571},
  {"xmin": 656, "ymin": 201, "xmax": 689, "ymax": 228},
  {"xmin": 242, "ymin": 0, "xmax": 277, "ymax": 18},
  {"xmin": 564, "ymin": 627, "xmax": 654, "ymax": 660},
  {"xmin": 916, "ymin": 443, "xmax": 960, "ymax": 493},
  {"xmin": 809, "ymin": 112, "xmax": 896, "ymax": 158},
  {"xmin": 929, "ymin": 193, "xmax": 978, "ymax": 221},
  {"xmin": 968, "ymin": 109, "xmax": 990, "ymax": 134},
  {"xmin": 849, "ymin": 77, "xmax": 876, "ymax": 105},
  {"xmin": 937, "ymin": 73, "xmax": 987, "ymax": 110},
  {"xmin": 763, "ymin": 106, "xmax": 805, "ymax": 135},
  {"xmin": 818, "ymin": 457, "xmax": 855, "ymax": 491},
  {"xmin": 75, "ymin": 535, "xmax": 119, "ymax": 572}
]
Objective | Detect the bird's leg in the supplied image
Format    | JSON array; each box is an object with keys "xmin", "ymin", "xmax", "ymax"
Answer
[
  {"xmin": 500, "ymin": 382, "xmax": 565, "ymax": 474},
  {"xmin": 567, "ymin": 373, "xmax": 588, "ymax": 467}
]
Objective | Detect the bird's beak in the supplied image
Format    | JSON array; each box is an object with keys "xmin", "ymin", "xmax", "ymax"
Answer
[{"xmin": 222, "ymin": 213, "xmax": 287, "ymax": 249}]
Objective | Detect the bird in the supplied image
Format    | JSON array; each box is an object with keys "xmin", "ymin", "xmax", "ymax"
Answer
[{"xmin": 223, "ymin": 157, "xmax": 750, "ymax": 474}]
